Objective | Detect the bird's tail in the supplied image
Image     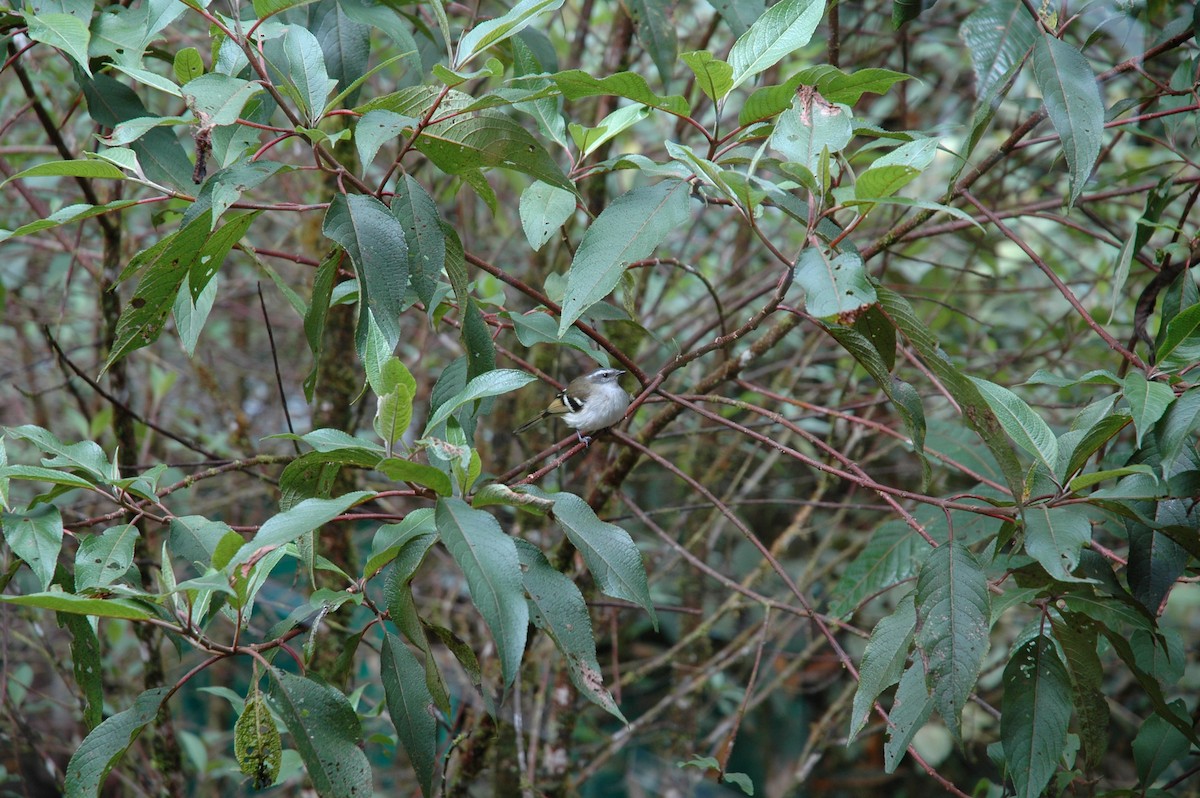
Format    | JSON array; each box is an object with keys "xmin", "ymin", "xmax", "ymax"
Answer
[{"xmin": 513, "ymin": 411, "xmax": 548, "ymax": 434}]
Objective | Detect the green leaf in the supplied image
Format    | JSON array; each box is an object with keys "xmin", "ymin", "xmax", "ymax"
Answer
[
  {"xmin": 967, "ymin": 377, "xmax": 1058, "ymax": 471},
  {"xmin": 63, "ymin": 687, "xmax": 170, "ymax": 798},
  {"xmin": 628, "ymin": 0, "xmax": 677, "ymax": 87},
  {"xmin": 549, "ymin": 492, "xmax": 658, "ymax": 626},
  {"xmin": 558, "ymin": 179, "xmax": 690, "ymax": 335},
  {"xmin": 1023, "ymin": 505, "xmax": 1091, "ymax": 582},
  {"xmin": 960, "ymin": 0, "xmax": 1037, "ymax": 98},
  {"xmin": 1155, "ymin": 303, "xmax": 1200, "ymax": 370},
  {"xmin": 520, "ymin": 181, "xmax": 576, "ymax": 251},
  {"xmin": 1062, "ymin": 413, "xmax": 1130, "ymax": 480},
  {"xmin": 322, "ymin": 194, "xmax": 409, "ymax": 356},
  {"xmin": 1000, "ymin": 636, "xmax": 1072, "ymax": 798},
  {"xmin": 103, "ymin": 211, "xmax": 258, "ymax": 372},
  {"xmin": 423, "ymin": 369, "xmax": 536, "ymax": 433},
  {"xmin": 391, "ymin": 176, "xmax": 446, "ymax": 307},
  {"xmin": 828, "ymin": 519, "xmax": 922, "ymax": 617},
  {"xmin": 883, "ymin": 660, "xmax": 933, "ymax": 772},
  {"xmin": 1155, "ymin": 387, "xmax": 1200, "ymax": 469},
  {"xmin": 1032, "ymin": 33, "xmax": 1104, "ymax": 208},
  {"xmin": 3, "ymin": 504, "xmax": 64, "ymax": 591},
  {"xmin": 1122, "ymin": 371, "xmax": 1175, "ymax": 448},
  {"xmin": 1127, "ymin": 523, "xmax": 1188, "ymax": 616},
  {"xmin": 0, "ymin": 591, "xmax": 153, "ymax": 620},
  {"xmin": 569, "ymin": 103, "xmax": 652, "ymax": 157},
  {"xmin": 727, "ymin": 0, "xmax": 826, "ymax": 92},
  {"xmin": 1132, "ymin": 701, "xmax": 1191, "ymax": 787},
  {"xmin": 0, "ymin": 160, "xmax": 125, "ymax": 188},
  {"xmin": 377, "ymin": 458, "xmax": 453, "ymax": 497},
  {"xmin": 174, "ymin": 46, "xmax": 205, "ymax": 83},
  {"xmin": 796, "ymin": 248, "xmax": 876, "ymax": 320},
  {"xmin": 375, "ymin": 385, "xmax": 414, "ymax": 448},
  {"xmin": 414, "ymin": 111, "xmax": 574, "ymax": 193},
  {"xmin": 81, "ymin": 73, "xmax": 194, "ymax": 190},
  {"xmin": 740, "ymin": 65, "xmax": 908, "ymax": 125},
  {"xmin": 456, "ymin": 0, "xmax": 566, "ymax": 67},
  {"xmin": 435, "ymin": 498, "xmax": 529, "ymax": 687},
  {"xmin": 849, "ymin": 594, "xmax": 915, "ymax": 739},
  {"xmin": 516, "ymin": 540, "xmax": 624, "ymax": 720},
  {"xmin": 365, "ymin": 510, "xmax": 436, "ymax": 578},
  {"xmin": 8, "ymin": 425, "xmax": 112, "ymax": 481},
  {"xmin": 681, "ymin": 51, "xmax": 733, "ymax": 101},
  {"xmin": 548, "ymin": 69, "xmax": 690, "ymax": 116},
  {"xmin": 0, "ymin": 198, "xmax": 141, "ymax": 243},
  {"xmin": 1050, "ymin": 617, "xmax": 1108, "ymax": 770},
  {"xmin": 253, "ymin": 0, "xmax": 320, "ymax": 19},
  {"xmin": 855, "ymin": 164, "xmax": 919, "ymax": 200},
  {"xmin": 60, "ymin": 613, "xmax": 103, "ymax": 729},
  {"xmin": 76, "ymin": 524, "xmax": 138, "ymax": 591},
  {"xmin": 25, "ymin": 12, "xmax": 92, "ymax": 75},
  {"xmin": 235, "ymin": 690, "xmax": 281, "ymax": 789},
  {"xmin": 227, "ymin": 492, "xmax": 373, "ymax": 568},
  {"xmin": 354, "ymin": 109, "xmax": 415, "ymax": 170},
  {"xmin": 915, "ymin": 541, "xmax": 990, "ymax": 739},
  {"xmin": 281, "ymin": 24, "xmax": 335, "ymax": 124},
  {"xmin": 381, "ymin": 631, "xmax": 438, "ymax": 796},
  {"xmin": 267, "ymin": 670, "xmax": 372, "ymax": 798}
]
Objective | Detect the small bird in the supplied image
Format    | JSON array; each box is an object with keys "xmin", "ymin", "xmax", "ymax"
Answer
[{"xmin": 513, "ymin": 368, "xmax": 631, "ymax": 442}]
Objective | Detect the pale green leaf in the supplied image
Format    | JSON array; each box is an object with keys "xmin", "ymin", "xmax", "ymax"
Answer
[
  {"xmin": 681, "ymin": 50, "xmax": 733, "ymax": 101},
  {"xmin": 1023, "ymin": 505, "xmax": 1092, "ymax": 582},
  {"xmin": 227, "ymin": 492, "xmax": 373, "ymax": 568},
  {"xmin": 26, "ymin": 12, "xmax": 92, "ymax": 75},
  {"xmin": 796, "ymin": 247, "xmax": 876, "ymax": 319},
  {"xmin": 76, "ymin": 524, "xmax": 138, "ymax": 591},
  {"xmin": 64, "ymin": 688, "xmax": 170, "ymax": 797},
  {"xmin": 1122, "ymin": 371, "xmax": 1175, "ymax": 448},
  {"xmin": 423, "ymin": 369, "xmax": 536, "ymax": 433},
  {"xmin": 456, "ymin": 0, "xmax": 566, "ymax": 67},
  {"xmin": 3, "ymin": 504, "xmax": 63, "ymax": 591},
  {"xmin": 960, "ymin": 0, "xmax": 1037, "ymax": 98},
  {"xmin": 520, "ymin": 181, "xmax": 576, "ymax": 250},
  {"xmin": 968, "ymin": 376, "xmax": 1058, "ymax": 470},
  {"xmin": 727, "ymin": 0, "xmax": 826, "ymax": 92},
  {"xmin": 849, "ymin": 594, "xmax": 915, "ymax": 739}
]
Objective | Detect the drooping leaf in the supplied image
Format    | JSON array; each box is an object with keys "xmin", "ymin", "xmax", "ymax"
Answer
[
  {"xmin": 2, "ymin": 504, "xmax": 64, "ymax": 591},
  {"xmin": 267, "ymin": 670, "xmax": 373, "ymax": 798},
  {"xmin": 391, "ymin": 175, "xmax": 446, "ymax": 307},
  {"xmin": 549, "ymin": 492, "xmax": 658, "ymax": 626},
  {"xmin": 413, "ymin": 111, "xmax": 574, "ymax": 193},
  {"xmin": 849, "ymin": 594, "xmax": 915, "ymax": 739},
  {"xmin": 627, "ymin": 0, "xmax": 677, "ymax": 88},
  {"xmin": 63, "ymin": 687, "xmax": 170, "ymax": 798},
  {"xmin": 381, "ymin": 631, "xmax": 438, "ymax": 796},
  {"xmin": 558, "ymin": 179, "xmax": 690, "ymax": 335},
  {"xmin": 727, "ymin": 0, "xmax": 826, "ymax": 92},
  {"xmin": 828, "ymin": 519, "xmax": 923, "ymax": 617},
  {"xmin": 883, "ymin": 660, "xmax": 933, "ymax": 771},
  {"xmin": 423, "ymin": 369, "xmax": 536, "ymax": 433},
  {"xmin": 1000, "ymin": 636, "xmax": 1072, "ymax": 798},
  {"xmin": 322, "ymin": 193, "xmax": 409, "ymax": 356},
  {"xmin": 234, "ymin": 690, "xmax": 281, "ymax": 790},
  {"xmin": 436, "ymin": 498, "xmax": 529, "ymax": 688},
  {"xmin": 1032, "ymin": 33, "xmax": 1104, "ymax": 208},
  {"xmin": 520, "ymin": 180, "xmax": 576, "ymax": 250},
  {"xmin": 516, "ymin": 540, "xmax": 624, "ymax": 720},
  {"xmin": 914, "ymin": 541, "xmax": 990, "ymax": 740},
  {"xmin": 25, "ymin": 12, "xmax": 92, "ymax": 75}
]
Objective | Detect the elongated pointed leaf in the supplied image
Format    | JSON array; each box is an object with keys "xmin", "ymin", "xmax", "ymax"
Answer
[
  {"xmin": 391, "ymin": 176, "xmax": 446, "ymax": 307},
  {"xmin": 829, "ymin": 520, "xmax": 923, "ymax": 617},
  {"xmin": 436, "ymin": 498, "xmax": 529, "ymax": 687},
  {"xmin": 558, "ymin": 179, "xmax": 690, "ymax": 335},
  {"xmin": 850, "ymin": 594, "xmax": 915, "ymax": 739},
  {"xmin": 64, "ymin": 687, "xmax": 170, "ymax": 797},
  {"xmin": 381, "ymin": 631, "xmax": 437, "ymax": 796},
  {"xmin": 1032, "ymin": 34, "xmax": 1104, "ymax": 208},
  {"xmin": 322, "ymin": 194, "xmax": 409, "ymax": 355},
  {"xmin": 423, "ymin": 369, "xmax": 536, "ymax": 433},
  {"xmin": 1001, "ymin": 636, "xmax": 1071, "ymax": 798},
  {"xmin": 915, "ymin": 541, "xmax": 990, "ymax": 739},
  {"xmin": 883, "ymin": 660, "xmax": 933, "ymax": 771},
  {"xmin": 968, "ymin": 376, "xmax": 1058, "ymax": 470},
  {"xmin": 727, "ymin": 0, "xmax": 826, "ymax": 93},
  {"xmin": 550, "ymin": 492, "xmax": 658, "ymax": 626},
  {"xmin": 26, "ymin": 12, "xmax": 91, "ymax": 75},
  {"xmin": 520, "ymin": 181, "xmax": 576, "ymax": 250},
  {"xmin": 516, "ymin": 540, "xmax": 624, "ymax": 720},
  {"xmin": 456, "ymin": 0, "xmax": 566, "ymax": 67},
  {"xmin": 228, "ymin": 492, "xmax": 373, "ymax": 568},
  {"xmin": 548, "ymin": 70, "xmax": 690, "ymax": 115},
  {"xmin": 414, "ymin": 112, "xmax": 574, "ymax": 192},
  {"xmin": 267, "ymin": 670, "xmax": 372, "ymax": 798}
]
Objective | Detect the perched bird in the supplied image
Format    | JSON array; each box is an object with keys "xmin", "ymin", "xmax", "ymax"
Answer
[{"xmin": 513, "ymin": 368, "xmax": 631, "ymax": 442}]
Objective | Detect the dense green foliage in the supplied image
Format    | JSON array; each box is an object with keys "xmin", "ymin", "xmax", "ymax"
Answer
[{"xmin": 1, "ymin": 0, "xmax": 1199, "ymax": 795}]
